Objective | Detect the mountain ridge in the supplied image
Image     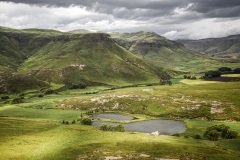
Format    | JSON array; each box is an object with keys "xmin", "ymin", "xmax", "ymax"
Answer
[{"xmin": 179, "ymin": 34, "xmax": 240, "ymax": 59}]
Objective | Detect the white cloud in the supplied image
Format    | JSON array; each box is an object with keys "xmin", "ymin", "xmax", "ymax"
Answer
[
  {"xmin": 0, "ymin": 1, "xmax": 240, "ymax": 40},
  {"xmin": 173, "ymin": 3, "xmax": 194, "ymax": 15},
  {"xmin": 163, "ymin": 18, "xmax": 240, "ymax": 40}
]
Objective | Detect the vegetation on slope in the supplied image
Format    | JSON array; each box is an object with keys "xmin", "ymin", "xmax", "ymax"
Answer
[{"xmin": 111, "ymin": 32, "xmax": 240, "ymax": 73}]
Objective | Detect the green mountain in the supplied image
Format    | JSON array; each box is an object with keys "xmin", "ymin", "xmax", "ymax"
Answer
[
  {"xmin": 0, "ymin": 27, "xmax": 167, "ymax": 92},
  {"xmin": 1, "ymin": 27, "xmax": 239, "ymax": 93},
  {"xmin": 179, "ymin": 35, "xmax": 240, "ymax": 60},
  {"xmin": 111, "ymin": 31, "xmax": 227, "ymax": 73}
]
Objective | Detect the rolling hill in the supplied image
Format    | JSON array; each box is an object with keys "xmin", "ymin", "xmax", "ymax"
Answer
[
  {"xmin": 179, "ymin": 35, "xmax": 240, "ymax": 60},
  {"xmin": 0, "ymin": 27, "xmax": 168, "ymax": 92}
]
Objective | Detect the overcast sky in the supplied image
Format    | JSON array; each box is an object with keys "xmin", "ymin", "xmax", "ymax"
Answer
[{"xmin": 0, "ymin": 0, "xmax": 240, "ymax": 40}]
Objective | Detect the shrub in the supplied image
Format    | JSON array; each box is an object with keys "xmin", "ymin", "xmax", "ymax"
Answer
[
  {"xmin": 183, "ymin": 75, "xmax": 196, "ymax": 80},
  {"xmin": 204, "ymin": 71, "xmax": 221, "ymax": 79},
  {"xmin": 69, "ymin": 84, "xmax": 87, "ymax": 90},
  {"xmin": 81, "ymin": 118, "xmax": 92, "ymax": 125},
  {"xmin": 193, "ymin": 134, "xmax": 201, "ymax": 139},
  {"xmin": 160, "ymin": 80, "xmax": 172, "ymax": 86},
  {"xmin": 72, "ymin": 120, "xmax": 76, "ymax": 124},
  {"xmin": 12, "ymin": 97, "xmax": 23, "ymax": 104},
  {"xmin": 38, "ymin": 94, "xmax": 44, "ymax": 98},
  {"xmin": 204, "ymin": 130, "xmax": 221, "ymax": 141},
  {"xmin": 218, "ymin": 67, "xmax": 232, "ymax": 73},
  {"xmin": 172, "ymin": 133, "xmax": 180, "ymax": 137},
  {"xmin": 223, "ymin": 130, "xmax": 238, "ymax": 139},
  {"xmin": 204, "ymin": 124, "xmax": 238, "ymax": 141},
  {"xmin": 114, "ymin": 124, "xmax": 125, "ymax": 132},
  {"xmin": 190, "ymin": 76, "xmax": 197, "ymax": 80},
  {"xmin": 44, "ymin": 89, "xmax": 54, "ymax": 95},
  {"xmin": 100, "ymin": 124, "xmax": 125, "ymax": 132},
  {"xmin": 233, "ymin": 68, "xmax": 240, "ymax": 74},
  {"xmin": 62, "ymin": 120, "xmax": 65, "ymax": 124},
  {"xmin": 1, "ymin": 96, "xmax": 9, "ymax": 100}
]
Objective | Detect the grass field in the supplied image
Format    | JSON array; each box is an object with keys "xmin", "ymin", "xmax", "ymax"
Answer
[{"xmin": 0, "ymin": 79, "xmax": 240, "ymax": 160}]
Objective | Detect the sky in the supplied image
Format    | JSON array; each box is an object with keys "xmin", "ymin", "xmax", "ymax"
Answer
[{"xmin": 0, "ymin": 0, "xmax": 240, "ymax": 40}]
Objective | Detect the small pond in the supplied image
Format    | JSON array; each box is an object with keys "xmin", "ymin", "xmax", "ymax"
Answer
[
  {"xmin": 92, "ymin": 113, "xmax": 186, "ymax": 135},
  {"xmin": 92, "ymin": 113, "xmax": 134, "ymax": 121},
  {"xmin": 124, "ymin": 120, "xmax": 186, "ymax": 135}
]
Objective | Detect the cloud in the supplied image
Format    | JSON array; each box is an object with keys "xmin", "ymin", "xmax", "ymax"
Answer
[
  {"xmin": 163, "ymin": 18, "xmax": 240, "ymax": 40},
  {"xmin": 0, "ymin": 0, "xmax": 240, "ymax": 39}
]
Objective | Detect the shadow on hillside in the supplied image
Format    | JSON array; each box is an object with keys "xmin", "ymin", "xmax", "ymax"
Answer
[{"xmin": 205, "ymin": 77, "xmax": 240, "ymax": 82}]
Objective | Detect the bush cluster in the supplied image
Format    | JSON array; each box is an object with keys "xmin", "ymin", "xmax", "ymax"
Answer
[
  {"xmin": 1, "ymin": 95, "xmax": 9, "ymax": 100},
  {"xmin": 204, "ymin": 71, "xmax": 221, "ymax": 79},
  {"xmin": 203, "ymin": 67, "xmax": 240, "ymax": 79},
  {"xmin": 183, "ymin": 75, "xmax": 197, "ymax": 80},
  {"xmin": 100, "ymin": 124, "xmax": 125, "ymax": 132},
  {"xmin": 68, "ymin": 84, "xmax": 87, "ymax": 90},
  {"xmin": 80, "ymin": 118, "xmax": 92, "ymax": 125},
  {"xmin": 159, "ymin": 80, "xmax": 172, "ymax": 86},
  {"xmin": 204, "ymin": 124, "xmax": 238, "ymax": 141},
  {"xmin": 62, "ymin": 120, "xmax": 76, "ymax": 125},
  {"xmin": 12, "ymin": 97, "xmax": 24, "ymax": 104}
]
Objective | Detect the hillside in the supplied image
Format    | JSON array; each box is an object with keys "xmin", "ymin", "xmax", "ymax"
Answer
[
  {"xmin": 0, "ymin": 27, "xmax": 168, "ymax": 91},
  {"xmin": 111, "ymin": 32, "xmax": 229, "ymax": 73},
  {"xmin": 179, "ymin": 35, "xmax": 240, "ymax": 60},
  {"xmin": 0, "ymin": 27, "xmax": 65, "ymax": 71},
  {"xmin": 1, "ymin": 27, "xmax": 239, "ymax": 93},
  {"xmin": 18, "ymin": 33, "xmax": 166, "ymax": 86}
]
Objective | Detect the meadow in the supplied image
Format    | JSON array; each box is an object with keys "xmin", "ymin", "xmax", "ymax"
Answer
[{"xmin": 0, "ymin": 78, "xmax": 240, "ymax": 160}]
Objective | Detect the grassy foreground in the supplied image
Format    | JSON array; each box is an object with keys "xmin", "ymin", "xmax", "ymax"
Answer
[{"xmin": 0, "ymin": 80, "xmax": 240, "ymax": 160}]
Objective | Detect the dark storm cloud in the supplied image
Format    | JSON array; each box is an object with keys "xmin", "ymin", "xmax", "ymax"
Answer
[
  {"xmin": 1, "ymin": 0, "xmax": 240, "ymax": 19},
  {"xmin": 189, "ymin": 0, "xmax": 240, "ymax": 18},
  {"xmin": 0, "ymin": 0, "xmax": 240, "ymax": 39},
  {"xmin": 0, "ymin": 0, "xmax": 187, "ymax": 20},
  {"xmin": 0, "ymin": 0, "xmax": 186, "ymax": 9}
]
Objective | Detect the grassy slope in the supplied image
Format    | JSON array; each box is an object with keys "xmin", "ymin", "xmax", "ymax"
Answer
[
  {"xmin": 0, "ymin": 27, "xmax": 64, "ymax": 71},
  {"xmin": 0, "ymin": 27, "xmax": 163, "ymax": 86},
  {"xmin": 111, "ymin": 32, "xmax": 240, "ymax": 73},
  {"xmin": 0, "ymin": 80, "xmax": 240, "ymax": 160},
  {"xmin": 18, "ymin": 33, "xmax": 161, "ymax": 86},
  {"xmin": 0, "ymin": 117, "xmax": 239, "ymax": 160}
]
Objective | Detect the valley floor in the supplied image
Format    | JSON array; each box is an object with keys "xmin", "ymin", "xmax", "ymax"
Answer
[{"xmin": 0, "ymin": 79, "xmax": 240, "ymax": 160}]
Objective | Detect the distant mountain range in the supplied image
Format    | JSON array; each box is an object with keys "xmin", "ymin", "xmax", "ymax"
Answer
[{"xmin": 179, "ymin": 35, "xmax": 240, "ymax": 59}]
